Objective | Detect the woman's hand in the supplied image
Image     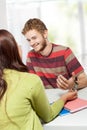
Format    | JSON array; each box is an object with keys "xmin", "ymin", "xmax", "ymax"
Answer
[{"xmin": 60, "ymin": 90, "xmax": 78, "ymax": 103}]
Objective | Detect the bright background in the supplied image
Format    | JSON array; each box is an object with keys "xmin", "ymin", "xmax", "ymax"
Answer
[{"xmin": 0, "ymin": 0, "xmax": 87, "ymax": 73}]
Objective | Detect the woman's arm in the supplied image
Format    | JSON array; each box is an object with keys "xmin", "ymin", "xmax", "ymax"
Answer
[{"xmin": 31, "ymin": 77, "xmax": 77, "ymax": 123}]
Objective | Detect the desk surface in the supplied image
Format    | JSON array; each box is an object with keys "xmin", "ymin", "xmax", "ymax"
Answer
[{"xmin": 43, "ymin": 87, "xmax": 87, "ymax": 130}]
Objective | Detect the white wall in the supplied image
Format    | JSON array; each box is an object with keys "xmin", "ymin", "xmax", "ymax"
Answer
[{"xmin": 0, "ymin": 0, "xmax": 7, "ymax": 29}]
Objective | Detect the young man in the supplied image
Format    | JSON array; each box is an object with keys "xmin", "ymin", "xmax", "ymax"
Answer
[{"xmin": 22, "ymin": 18, "xmax": 87, "ymax": 89}]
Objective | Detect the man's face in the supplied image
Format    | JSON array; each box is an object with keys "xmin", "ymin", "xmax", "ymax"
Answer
[{"xmin": 25, "ymin": 29, "xmax": 47, "ymax": 53}]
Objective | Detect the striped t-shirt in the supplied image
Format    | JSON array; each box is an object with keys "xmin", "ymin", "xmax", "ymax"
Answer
[{"xmin": 26, "ymin": 43, "xmax": 84, "ymax": 88}]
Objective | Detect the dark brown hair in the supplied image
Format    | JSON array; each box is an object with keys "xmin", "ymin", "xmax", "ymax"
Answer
[
  {"xmin": 22, "ymin": 18, "xmax": 47, "ymax": 35},
  {"xmin": 0, "ymin": 29, "xmax": 28, "ymax": 100}
]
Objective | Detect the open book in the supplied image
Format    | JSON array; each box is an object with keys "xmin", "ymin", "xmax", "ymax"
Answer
[{"xmin": 64, "ymin": 98, "xmax": 87, "ymax": 113}]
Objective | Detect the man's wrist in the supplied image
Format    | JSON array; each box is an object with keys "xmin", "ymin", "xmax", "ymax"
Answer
[
  {"xmin": 72, "ymin": 77, "xmax": 78, "ymax": 91},
  {"xmin": 74, "ymin": 82, "xmax": 78, "ymax": 90},
  {"xmin": 75, "ymin": 77, "xmax": 78, "ymax": 89}
]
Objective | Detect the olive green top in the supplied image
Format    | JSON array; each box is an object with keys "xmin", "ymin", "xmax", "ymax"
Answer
[{"xmin": 0, "ymin": 69, "xmax": 64, "ymax": 130}]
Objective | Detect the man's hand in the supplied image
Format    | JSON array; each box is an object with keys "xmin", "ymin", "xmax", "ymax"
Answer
[
  {"xmin": 76, "ymin": 73, "xmax": 87, "ymax": 89},
  {"xmin": 56, "ymin": 72, "xmax": 76, "ymax": 90}
]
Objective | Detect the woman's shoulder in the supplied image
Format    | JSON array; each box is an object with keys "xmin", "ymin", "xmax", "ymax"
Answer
[{"xmin": 21, "ymin": 72, "xmax": 41, "ymax": 84}]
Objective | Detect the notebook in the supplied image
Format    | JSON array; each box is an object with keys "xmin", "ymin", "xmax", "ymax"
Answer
[
  {"xmin": 64, "ymin": 98, "xmax": 87, "ymax": 113},
  {"xmin": 59, "ymin": 108, "xmax": 70, "ymax": 116}
]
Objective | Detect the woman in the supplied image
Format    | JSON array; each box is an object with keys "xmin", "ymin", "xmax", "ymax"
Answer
[{"xmin": 0, "ymin": 29, "xmax": 77, "ymax": 130}]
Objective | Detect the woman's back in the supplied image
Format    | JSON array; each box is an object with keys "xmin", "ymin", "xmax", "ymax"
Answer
[{"xmin": 0, "ymin": 69, "xmax": 43, "ymax": 130}]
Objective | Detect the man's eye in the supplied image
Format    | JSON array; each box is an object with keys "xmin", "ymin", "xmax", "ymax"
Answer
[
  {"xmin": 32, "ymin": 36, "xmax": 37, "ymax": 40},
  {"xmin": 27, "ymin": 39, "xmax": 30, "ymax": 42}
]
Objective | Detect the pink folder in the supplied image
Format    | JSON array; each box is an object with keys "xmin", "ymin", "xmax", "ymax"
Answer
[{"xmin": 64, "ymin": 98, "xmax": 87, "ymax": 113}]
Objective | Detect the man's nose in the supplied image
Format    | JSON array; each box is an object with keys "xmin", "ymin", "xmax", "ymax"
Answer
[{"xmin": 29, "ymin": 40, "xmax": 35, "ymax": 46}]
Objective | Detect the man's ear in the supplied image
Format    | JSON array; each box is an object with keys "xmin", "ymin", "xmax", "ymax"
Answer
[{"xmin": 44, "ymin": 30, "xmax": 48, "ymax": 39}]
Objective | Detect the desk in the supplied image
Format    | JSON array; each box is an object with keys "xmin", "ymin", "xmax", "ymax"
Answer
[{"xmin": 43, "ymin": 87, "xmax": 87, "ymax": 130}]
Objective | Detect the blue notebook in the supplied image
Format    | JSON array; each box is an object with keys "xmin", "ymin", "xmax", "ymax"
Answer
[{"xmin": 59, "ymin": 108, "xmax": 70, "ymax": 116}]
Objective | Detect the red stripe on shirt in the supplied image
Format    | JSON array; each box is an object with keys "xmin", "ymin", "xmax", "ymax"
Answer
[{"xmin": 36, "ymin": 72, "xmax": 55, "ymax": 78}]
